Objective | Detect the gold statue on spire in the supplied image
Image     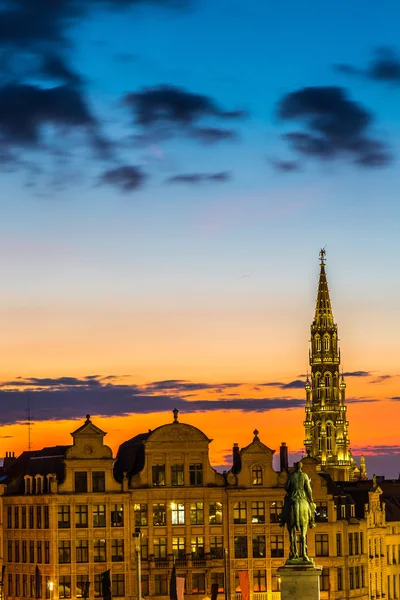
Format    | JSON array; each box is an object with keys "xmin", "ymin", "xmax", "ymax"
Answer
[{"xmin": 319, "ymin": 247, "xmax": 326, "ymax": 265}]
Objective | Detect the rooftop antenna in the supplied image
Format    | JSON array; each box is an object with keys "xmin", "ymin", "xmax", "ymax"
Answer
[{"xmin": 26, "ymin": 395, "xmax": 32, "ymax": 451}]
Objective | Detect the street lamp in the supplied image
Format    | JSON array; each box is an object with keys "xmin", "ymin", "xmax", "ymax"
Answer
[{"xmin": 133, "ymin": 528, "xmax": 143, "ymax": 600}]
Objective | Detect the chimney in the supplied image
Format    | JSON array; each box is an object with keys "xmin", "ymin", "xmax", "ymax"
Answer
[
  {"xmin": 232, "ymin": 443, "xmax": 240, "ymax": 472},
  {"xmin": 3, "ymin": 451, "xmax": 17, "ymax": 470},
  {"xmin": 280, "ymin": 442, "xmax": 288, "ymax": 472}
]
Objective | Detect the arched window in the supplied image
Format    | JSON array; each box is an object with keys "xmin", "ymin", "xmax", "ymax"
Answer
[
  {"xmin": 315, "ymin": 335, "xmax": 321, "ymax": 352},
  {"xmin": 326, "ymin": 423, "xmax": 333, "ymax": 454},
  {"xmin": 332, "ymin": 334, "xmax": 337, "ymax": 351},
  {"xmin": 24, "ymin": 476, "xmax": 32, "ymax": 495},
  {"xmin": 36, "ymin": 475, "xmax": 43, "ymax": 494},
  {"xmin": 323, "ymin": 335, "xmax": 330, "ymax": 351},
  {"xmin": 252, "ymin": 466, "xmax": 263, "ymax": 486},
  {"xmin": 325, "ymin": 373, "xmax": 331, "ymax": 399},
  {"xmin": 317, "ymin": 423, "xmax": 322, "ymax": 453}
]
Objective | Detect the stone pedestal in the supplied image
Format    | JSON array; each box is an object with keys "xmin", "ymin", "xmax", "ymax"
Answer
[{"xmin": 278, "ymin": 564, "xmax": 322, "ymax": 600}]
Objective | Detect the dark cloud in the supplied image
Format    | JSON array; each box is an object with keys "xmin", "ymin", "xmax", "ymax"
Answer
[
  {"xmin": 336, "ymin": 47, "xmax": 400, "ymax": 84},
  {"xmin": 123, "ymin": 85, "xmax": 245, "ymax": 142},
  {"xmin": 342, "ymin": 371, "xmax": 371, "ymax": 377},
  {"xmin": 166, "ymin": 171, "xmax": 231, "ymax": 185},
  {"xmin": 260, "ymin": 380, "xmax": 305, "ymax": 390},
  {"xmin": 277, "ymin": 86, "xmax": 391, "ymax": 168},
  {"xmin": 370, "ymin": 375, "xmax": 392, "ymax": 384},
  {"xmin": 271, "ymin": 159, "xmax": 301, "ymax": 172},
  {"xmin": 191, "ymin": 127, "xmax": 238, "ymax": 144},
  {"xmin": 346, "ymin": 397, "xmax": 379, "ymax": 404},
  {"xmin": 98, "ymin": 165, "xmax": 147, "ymax": 192},
  {"xmin": 0, "ymin": 375, "xmax": 304, "ymax": 424},
  {"xmin": 390, "ymin": 397, "xmax": 400, "ymax": 401},
  {"xmin": 0, "ymin": 83, "xmax": 94, "ymax": 146},
  {"xmin": 353, "ymin": 444, "xmax": 400, "ymax": 455}
]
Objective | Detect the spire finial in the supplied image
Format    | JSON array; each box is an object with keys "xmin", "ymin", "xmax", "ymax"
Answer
[
  {"xmin": 253, "ymin": 429, "xmax": 259, "ymax": 440},
  {"xmin": 173, "ymin": 408, "xmax": 179, "ymax": 423},
  {"xmin": 319, "ymin": 247, "xmax": 326, "ymax": 265},
  {"xmin": 85, "ymin": 414, "xmax": 91, "ymax": 423}
]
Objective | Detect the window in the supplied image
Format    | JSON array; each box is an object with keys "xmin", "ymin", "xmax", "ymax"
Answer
[
  {"xmin": 154, "ymin": 575, "xmax": 168, "ymax": 595},
  {"xmin": 211, "ymin": 573, "xmax": 224, "ymax": 593},
  {"xmin": 172, "ymin": 537, "xmax": 185, "ymax": 559},
  {"xmin": 234, "ymin": 536, "xmax": 247, "ymax": 559},
  {"xmin": 190, "ymin": 502, "xmax": 204, "ymax": 525},
  {"xmin": 94, "ymin": 574, "xmax": 102, "ymax": 598},
  {"xmin": 59, "ymin": 576, "xmax": 71, "ymax": 599},
  {"xmin": 76, "ymin": 540, "xmax": 89, "ymax": 563},
  {"xmin": 74, "ymin": 472, "xmax": 88, "ymax": 493},
  {"xmin": 210, "ymin": 536, "xmax": 224, "ymax": 559},
  {"xmin": 111, "ymin": 504, "xmax": 124, "ymax": 527},
  {"xmin": 7, "ymin": 506, "xmax": 12, "ymax": 528},
  {"xmin": 111, "ymin": 539, "xmax": 124, "ymax": 562},
  {"xmin": 323, "ymin": 335, "xmax": 330, "ymax": 351},
  {"xmin": 8, "ymin": 574, "xmax": 12, "ymax": 597},
  {"xmin": 326, "ymin": 423, "xmax": 333, "ymax": 452},
  {"xmin": 58, "ymin": 505, "xmax": 70, "ymax": 528},
  {"xmin": 75, "ymin": 505, "xmax": 88, "ymax": 528},
  {"xmin": 58, "ymin": 541, "xmax": 71, "ymax": 564},
  {"xmin": 361, "ymin": 565, "xmax": 365, "ymax": 588},
  {"xmin": 336, "ymin": 533, "xmax": 342, "ymax": 556},
  {"xmin": 14, "ymin": 506, "xmax": 19, "ymax": 528},
  {"xmin": 233, "ymin": 501, "xmax": 247, "ymax": 524},
  {"xmin": 141, "ymin": 538, "xmax": 148, "ymax": 560},
  {"xmin": 354, "ymin": 533, "xmax": 359, "ymax": 555},
  {"xmin": 154, "ymin": 537, "xmax": 167, "ymax": 559},
  {"xmin": 253, "ymin": 570, "xmax": 266, "ymax": 592},
  {"xmin": 15, "ymin": 540, "xmax": 20, "ymax": 562},
  {"xmin": 250, "ymin": 501, "xmax": 265, "ymax": 524},
  {"xmin": 360, "ymin": 532, "xmax": 364, "ymax": 554},
  {"xmin": 350, "ymin": 567, "xmax": 355, "ymax": 590},
  {"xmin": 90, "ymin": 472, "xmax": 105, "ymax": 493},
  {"xmin": 16, "ymin": 575, "xmax": 20, "ymax": 598},
  {"xmin": 37, "ymin": 506, "xmax": 42, "ymax": 529},
  {"xmin": 22, "ymin": 540, "xmax": 27, "ymax": 563},
  {"xmin": 270, "ymin": 501, "xmax": 283, "ymax": 523},
  {"xmin": 30, "ymin": 575, "xmax": 35, "ymax": 598},
  {"xmin": 94, "ymin": 539, "xmax": 106, "ymax": 562},
  {"xmin": 171, "ymin": 464, "xmax": 184, "ymax": 486},
  {"xmin": 192, "ymin": 574, "xmax": 205, "ymax": 594},
  {"xmin": 271, "ymin": 572, "xmax": 281, "ymax": 592},
  {"xmin": 153, "ymin": 503, "xmax": 166, "ymax": 526},
  {"xmin": 189, "ymin": 463, "xmax": 203, "ymax": 485},
  {"xmin": 22, "ymin": 506, "xmax": 26, "ymax": 528},
  {"xmin": 134, "ymin": 503, "xmax": 148, "ymax": 527},
  {"xmin": 152, "ymin": 465, "xmax": 166, "ymax": 487},
  {"xmin": 315, "ymin": 336, "xmax": 321, "ymax": 351},
  {"xmin": 191, "ymin": 536, "xmax": 205, "ymax": 559},
  {"xmin": 93, "ymin": 504, "xmax": 106, "ymax": 527},
  {"xmin": 29, "ymin": 540, "xmax": 35, "ymax": 563},
  {"xmin": 209, "ymin": 502, "xmax": 223, "ymax": 524},
  {"xmin": 252, "ymin": 466, "xmax": 263, "ymax": 486},
  {"xmin": 271, "ymin": 535, "xmax": 284, "ymax": 558},
  {"xmin": 252, "ymin": 535, "xmax": 266, "ymax": 558},
  {"xmin": 337, "ymin": 567, "xmax": 343, "ymax": 591},
  {"xmin": 44, "ymin": 506, "xmax": 49, "ymax": 529},
  {"xmin": 316, "ymin": 534, "xmax": 329, "ymax": 557},
  {"xmin": 355, "ymin": 566, "xmax": 360, "ymax": 589},
  {"xmin": 76, "ymin": 576, "xmax": 89, "ymax": 599},
  {"xmin": 7, "ymin": 540, "xmax": 12, "ymax": 562},
  {"xmin": 321, "ymin": 569, "xmax": 330, "ymax": 592},
  {"xmin": 315, "ymin": 502, "xmax": 328, "ymax": 522},
  {"xmin": 29, "ymin": 506, "xmax": 34, "ymax": 528},
  {"xmin": 142, "ymin": 575, "xmax": 149, "ymax": 597},
  {"xmin": 349, "ymin": 533, "xmax": 353, "ymax": 555},
  {"xmin": 23, "ymin": 575, "xmax": 27, "ymax": 598},
  {"xmin": 171, "ymin": 502, "xmax": 185, "ymax": 525},
  {"xmin": 112, "ymin": 574, "xmax": 125, "ymax": 597},
  {"xmin": 26, "ymin": 478, "xmax": 31, "ymax": 494},
  {"xmin": 44, "ymin": 541, "xmax": 50, "ymax": 564}
]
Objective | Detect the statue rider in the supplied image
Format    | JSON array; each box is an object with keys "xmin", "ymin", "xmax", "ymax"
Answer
[{"xmin": 280, "ymin": 461, "xmax": 316, "ymax": 530}]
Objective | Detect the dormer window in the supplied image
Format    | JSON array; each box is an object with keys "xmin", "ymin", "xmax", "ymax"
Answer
[
  {"xmin": 350, "ymin": 505, "xmax": 355, "ymax": 518},
  {"xmin": 252, "ymin": 466, "xmax": 263, "ymax": 486},
  {"xmin": 24, "ymin": 476, "xmax": 32, "ymax": 495}
]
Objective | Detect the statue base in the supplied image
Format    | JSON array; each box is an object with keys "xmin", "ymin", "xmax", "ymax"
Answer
[{"xmin": 278, "ymin": 564, "xmax": 322, "ymax": 600}]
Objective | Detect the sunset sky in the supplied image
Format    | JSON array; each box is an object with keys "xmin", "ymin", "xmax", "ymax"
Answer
[{"xmin": 0, "ymin": 0, "xmax": 400, "ymax": 477}]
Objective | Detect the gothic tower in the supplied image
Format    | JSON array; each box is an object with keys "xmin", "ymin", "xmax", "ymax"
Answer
[{"xmin": 304, "ymin": 250, "xmax": 357, "ymax": 481}]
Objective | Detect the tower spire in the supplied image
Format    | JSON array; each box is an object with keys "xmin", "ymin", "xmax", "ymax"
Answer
[{"xmin": 304, "ymin": 250, "xmax": 355, "ymax": 481}]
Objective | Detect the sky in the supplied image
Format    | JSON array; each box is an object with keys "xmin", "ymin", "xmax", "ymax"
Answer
[{"xmin": 0, "ymin": 0, "xmax": 400, "ymax": 478}]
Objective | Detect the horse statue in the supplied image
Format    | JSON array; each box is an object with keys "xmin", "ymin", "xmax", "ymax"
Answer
[{"xmin": 279, "ymin": 461, "xmax": 316, "ymax": 563}]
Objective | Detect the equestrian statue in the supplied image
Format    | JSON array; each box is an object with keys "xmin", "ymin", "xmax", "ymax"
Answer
[{"xmin": 279, "ymin": 460, "xmax": 316, "ymax": 563}]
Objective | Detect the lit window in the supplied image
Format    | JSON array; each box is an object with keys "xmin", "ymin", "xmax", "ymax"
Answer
[
  {"xmin": 172, "ymin": 537, "xmax": 185, "ymax": 559},
  {"xmin": 252, "ymin": 501, "xmax": 265, "ymax": 524},
  {"xmin": 252, "ymin": 466, "xmax": 263, "ymax": 486},
  {"xmin": 152, "ymin": 504, "xmax": 166, "ymax": 526},
  {"xmin": 152, "ymin": 465, "xmax": 165, "ymax": 487},
  {"xmin": 171, "ymin": 502, "xmax": 185, "ymax": 525},
  {"xmin": 190, "ymin": 502, "xmax": 204, "ymax": 525},
  {"xmin": 171, "ymin": 464, "xmax": 184, "ymax": 486},
  {"xmin": 154, "ymin": 537, "xmax": 167, "ymax": 559},
  {"xmin": 209, "ymin": 502, "xmax": 223, "ymax": 524}
]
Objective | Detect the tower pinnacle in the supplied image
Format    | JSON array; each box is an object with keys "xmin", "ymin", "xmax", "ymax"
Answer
[{"xmin": 304, "ymin": 251, "xmax": 356, "ymax": 481}]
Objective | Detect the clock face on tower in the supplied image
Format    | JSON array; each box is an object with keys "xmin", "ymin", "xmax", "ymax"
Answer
[{"xmin": 84, "ymin": 444, "xmax": 93, "ymax": 455}]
